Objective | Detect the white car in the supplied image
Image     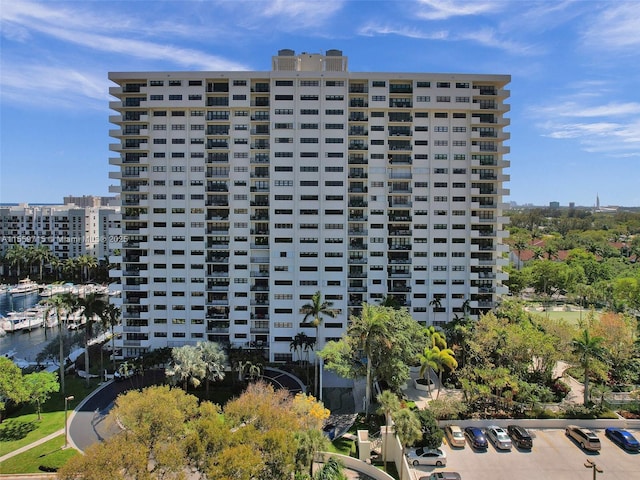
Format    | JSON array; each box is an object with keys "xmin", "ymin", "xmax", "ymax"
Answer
[
  {"xmin": 406, "ymin": 447, "xmax": 447, "ymax": 466},
  {"xmin": 486, "ymin": 426, "xmax": 512, "ymax": 450}
]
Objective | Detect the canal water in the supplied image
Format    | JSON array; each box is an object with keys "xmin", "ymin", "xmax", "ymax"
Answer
[{"xmin": 0, "ymin": 292, "xmax": 53, "ymax": 362}]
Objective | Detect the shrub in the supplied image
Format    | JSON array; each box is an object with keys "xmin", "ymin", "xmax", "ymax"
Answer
[
  {"xmin": 527, "ymin": 407, "xmax": 557, "ymax": 419},
  {"xmin": 551, "ymin": 379, "xmax": 571, "ymax": 401},
  {"xmin": 561, "ymin": 405, "xmax": 597, "ymax": 419}
]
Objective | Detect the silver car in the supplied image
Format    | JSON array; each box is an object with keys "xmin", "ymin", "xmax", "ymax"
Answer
[
  {"xmin": 406, "ymin": 447, "xmax": 447, "ymax": 466},
  {"xmin": 486, "ymin": 426, "xmax": 513, "ymax": 450}
]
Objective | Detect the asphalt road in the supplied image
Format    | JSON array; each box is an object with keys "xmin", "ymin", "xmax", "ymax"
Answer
[
  {"xmin": 68, "ymin": 369, "xmax": 165, "ymax": 451},
  {"xmin": 67, "ymin": 367, "xmax": 304, "ymax": 452},
  {"xmin": 411, "ymin": 428, "xmax": 640, "ymax": 480}
]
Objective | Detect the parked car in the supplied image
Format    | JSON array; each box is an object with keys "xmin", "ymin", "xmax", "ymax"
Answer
[
  {"xmin": 420, "ymin": 473, "xmax": 462, "ymax": 480},
  {"xmin": 486, "ymin": 426, "xmax": 513, "ymax": 450},
  {"xmin": 444, "ymin": 425, "xmax": 466, "ymax": 448},
  {"xmin": 565, "ymin": 425, "xmax": 601, "ymax": 451},
  {"xmin": 406, "ymin": 447, "xmax": 447, "ymax": 466},
  {"xmin": 464, "ymin": 426, "xmax": 488, "ymax": 450},
  {"xmin": 507, "ymin": 424, "xmax": 533, "ymax": 449},
  {"xmin": 605, "ymin": 427, "xmax": 640, "ymax": 452}
]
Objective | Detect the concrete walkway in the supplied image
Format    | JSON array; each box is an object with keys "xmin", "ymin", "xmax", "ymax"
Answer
[{"xmin": 0, "ymin": 428, "xmax": 65, "ymax": 464}]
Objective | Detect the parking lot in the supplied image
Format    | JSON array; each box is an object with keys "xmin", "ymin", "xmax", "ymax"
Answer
[{"xmin": 410, "ymin": 428, "xmax": 639, "ymax": 480}]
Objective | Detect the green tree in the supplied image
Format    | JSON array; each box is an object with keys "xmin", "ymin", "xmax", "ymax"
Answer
[
  {"xmin": 392, "ymin": 408, "xmax": 422, "ymax": 480},
  {"xmin": 572, "ymin": 329, "xmax": 606, "ymax": 406},
  {"xmin": 320, "ymin": 305, "xmax": 424, "ymax": 406},
  {"xmin": 77, "ymin": 254, "xmax": 98, "ymax": 282},
  {"xmin": 416, "ymin": 408, "xmax": 444, "ymax": 449},
  {"xmin": 0, "ymin": 357, "xmax": 27, "ymax": 419},
  {"xmin": 417, "ymin": 346, "xmax": 438, "ymax": 394},
  {"xmin": 350, "ymin": 303, "xmax": 390, "ymax": 414},
  {"xmin": 294, "ymin": 428, "xmax": 329, "ymax": 478},
  {"xmin": 166, "ymin": 344, "xmax": 207, "ymax": 391},
  {"xmin": 432, "ymin": 346, "xmax": 458, "ymax": 399},
  {"xmin": 42, "ymin": 294, "xmax": 70, "ymax": 397},
  {"xmin": 197, "ymin": 341, "xmax": 227, "ymax": 398},
  {"xmin": 100, "ymin": 303, "xmax": 121, "ymax": 371},
  {"xmin": 76, "ymin": 293, "xmax": 107, "ymax": 386},
  {"xmin": 314, "ymin": 456, "xmax": 347, "ymax": 480},
  {"xmin": 5, "ymin": 244, "xmax": 27, "ymax": 279},
  {"xmin": 22, "ymin": 371, "xmax": 59, "ymax": 420},
  {"xmin": 376, "ymin": 390, "xmax": 400, "ymax": 471},
  {"xmin": 301, "ymin": 291, "xmax": 337, "ymax": 397}
]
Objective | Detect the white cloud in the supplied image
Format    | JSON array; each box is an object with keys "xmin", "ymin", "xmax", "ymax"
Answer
[
  {"xmin": 261, "ymin": 0, "xmax": 345, "ymax": 27},
  {"xmin": 539, "ymin": 101, "xmax": 640, "ymax": 118},
  {"xmin": 414, "ymin": 0, "xmax": 503, "ymax": 20},
  {"xmin": 0, "ymin": 64, "xmax": 109, "ymax": 110},
  {"xmin": 581, "ymin": 3, "xmax": 640, "ymax": 51},
  {"xmin": 358, "ymin": 23, "xmax": 449, "ymax": 40},
  {"xmin": 357, "ymin": 22, "xmax": 533, "ymax": 55},
  {"xmin": 0, "ymin": 0, "xmax": 249, "ymax": 70}
]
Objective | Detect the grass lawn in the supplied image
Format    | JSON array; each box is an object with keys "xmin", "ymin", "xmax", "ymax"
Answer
[
  {"xmin": 0, "ymin": 375, "xmax": 96, "ymax": 457},
  {"xmin": 0, "ymin": 434, "xmax": 79, "ymax": 474}
]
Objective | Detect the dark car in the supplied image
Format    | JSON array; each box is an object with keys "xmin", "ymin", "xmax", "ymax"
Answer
[
  {"xmin": 507, "ymin": 425, "xmax": 533, "ymax": 449},
  {"xmin": 464, "ymin": 426, "xmax": 488, "ymax": 450},
  {"xmin": 605, "ymin": 427, "xmax": 640, "ymax": 452}
]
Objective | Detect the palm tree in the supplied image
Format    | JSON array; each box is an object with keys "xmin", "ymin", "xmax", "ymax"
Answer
[
  {"xmin": 432, "ymin": 346, "xmax": 458, "ymax": 399},
  {"xmin": 42, "ymin": 294, "xmax": 69, "ymax": 397},
  {"xmin": 417, "ymin": 346, "xmax": 439, "ymax": 395},
  {"xmin": 314, "ymin": 456, "xmax": 347, "ymax": 480},
  {"xmin": 572, "ymin": 329, "xmax": 605, "ymax": 405},
  {"xmin": 376, "ymin": 390, "xmax": 400, "ymax": 472},
  {"xmin": 77, "ymin": 254, "xmax": 98, "ymax": 282},
  {"xmin": 197, "ymin": 341, "xmax": 227, "ymax": 398},
  {"xmin": 429, "ymin": 296, "xmax": 443, "ymax": 324},
  {"xmin": 378, "ymin": 295, "xmax": 402, "ymax": 309},
  {"xmin": 76, "ymin": 293, "xmax": 107, "ymax": 386},
  {"xmin": 392, "ymin": 408, "xmax": 422, "ymax": 480},
  {"xmin": 301, "ymin": 291, "xmax": 337, "ymax": 397},
  {"xmin": 5, "ymin": 244, "xmax": 27, "ymax": 279},
  {"xmin": 349, "ymin": 303, "xmax": 390, "ymax": 414},
  {"xmin": 513, "ymin": 239, "xmax": 528, "ymax": 270},
  {"xmin": 294, "ymin": 428, "xmax": 329, "ymax": 478},
  {"xmin": 99, "ymin": 303, "xmax": 121, "ymax": 372},
  {"xmin": 49, "ymin": 256, "xmax": 62, "ymax": 281},
  {"xmin": 424, "ymin": 325, "xmax": 447, "ymax": 350},
  {"xmin": 62, "ymin": 258, "xmax": 78, "ymax": 282},
  {"xmin": 166, "ymin": 345, "xmax": 207, "ymax": 391}
]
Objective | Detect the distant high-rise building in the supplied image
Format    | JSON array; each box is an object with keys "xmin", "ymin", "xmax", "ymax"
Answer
[
  {"xmin": 63, "ymin": 195, "xmax": 119, "ymax": 208},
  {"xmin": 108, "ymin": 50, "xmax": 511, "ymax": 361},
  {"xmin": 0, "ymin": 203, "xmax": 120, "ymax": 261}
]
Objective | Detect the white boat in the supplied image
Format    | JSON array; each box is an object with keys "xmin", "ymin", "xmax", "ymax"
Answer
[
  {"xmin": 2, "ymin": 312, "xmax": 44, "ymax": 332},
  {"xmin": 9, "ymin": 278, "xmax": 40, "ymax": 297},
  {"xmin": 40, "ymin": 283, "xmax": 74, "ymax": 297}
]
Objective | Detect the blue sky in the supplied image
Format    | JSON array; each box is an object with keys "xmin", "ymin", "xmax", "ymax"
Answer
[{"xmin": 1, "ymin": 0, "xmax": 639, "ymax": 207}]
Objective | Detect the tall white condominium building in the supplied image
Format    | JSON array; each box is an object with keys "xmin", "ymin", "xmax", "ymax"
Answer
[
  {"xmin": 108, "ymin": 49, "xmax": 510, "ymax": 361},
  {"xmin": 0, "ymin": 204, "xmax": 120, "ymax": 260}
]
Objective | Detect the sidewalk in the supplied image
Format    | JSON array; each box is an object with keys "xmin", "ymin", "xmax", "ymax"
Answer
[{"xmin": 0, "ymin": 428, "xmax": 65, "ymax": 464}]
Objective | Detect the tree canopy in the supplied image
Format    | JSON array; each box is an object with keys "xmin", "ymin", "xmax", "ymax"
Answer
[{"xmin": 58, "ymin": 382, "xmax": 330, "ymax": 480}]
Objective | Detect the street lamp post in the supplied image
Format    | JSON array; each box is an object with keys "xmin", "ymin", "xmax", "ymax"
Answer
[
  {"xmin": 64, "ymin": 395, "xmax": 74, "ymax": 448},
  {"xmin": 584, "ymin": 459, "xmax": 603, "ymax": 480}
]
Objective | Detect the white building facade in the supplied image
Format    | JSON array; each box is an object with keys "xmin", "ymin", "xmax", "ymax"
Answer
[
  {"xmin": 0, "ymin": 204, "xmax": 120, "ymax": 261},
  {"xmin": 108, "ymin": 50, "xmax": 510, "ymax": 361}
]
